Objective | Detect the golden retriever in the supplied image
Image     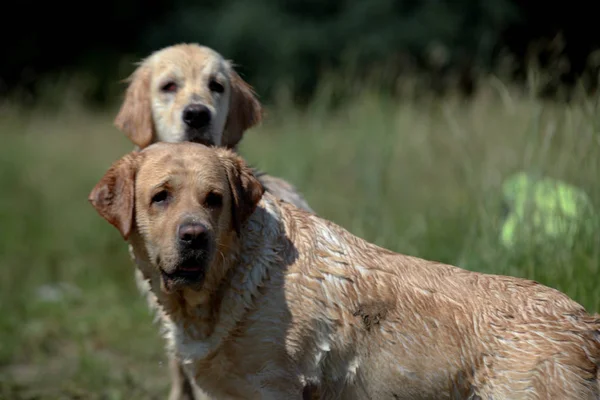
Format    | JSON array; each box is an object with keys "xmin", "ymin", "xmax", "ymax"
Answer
[
  {"xmin": 89, "ymin": 142, "xmax": 600, "ymax": 400},
  {"xmin": 114, "ymin": 43, "xmax": 313, "ymax": 399},
  {"xmin": 114, "ymin": 42, "xmax": 313, "ymax": 212}
]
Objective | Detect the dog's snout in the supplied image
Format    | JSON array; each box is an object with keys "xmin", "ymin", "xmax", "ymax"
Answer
[
  {"xmin": 178, "ymin": 222, "xmax": 208, "ymax": 248},
  {"xmin": 182, "ymin": 104, "xmax": 211, "ymax": 129}
]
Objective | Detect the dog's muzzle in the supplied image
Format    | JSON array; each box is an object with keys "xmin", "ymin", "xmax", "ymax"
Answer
[
  {"xmin": 160, "ymin": 222, "xmax": 213, "ymax": 291},
  {"xmin": 182, "ymin": 104, "xmax": 214, "ymax": 145}
]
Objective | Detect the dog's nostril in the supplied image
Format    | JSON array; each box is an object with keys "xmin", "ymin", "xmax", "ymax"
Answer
[
  {"xmin": 182, "ymin": 104, "xmax": 211, "ymax": 129},
  {"xmin": 178, "ymin": 223, "xmax": 207, "ymax": 244}
]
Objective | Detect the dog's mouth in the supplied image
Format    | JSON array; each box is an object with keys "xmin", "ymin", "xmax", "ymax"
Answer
[
  {"xmin": 184, "ymin": 128, "xmax": 215, "ymax": 147},
  {"xmin": 160, "ymin": 256, "xmax": 209, "ymax": 292}
]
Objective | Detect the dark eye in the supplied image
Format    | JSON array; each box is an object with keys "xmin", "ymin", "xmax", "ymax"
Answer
[
  {"xmin": 151, "ymin": 190, "xmax": 170, "ymax": 205},
  {"xmin": 208, "ymin": 79, "xmax": 224, "ymax": 94},
  {"xmin": 161, "ymin": 81, "xmax": 178, "ymax": 93},
  {"xmin": 205, "ymin": 191, "xmax": 223, "ymax": 208}
]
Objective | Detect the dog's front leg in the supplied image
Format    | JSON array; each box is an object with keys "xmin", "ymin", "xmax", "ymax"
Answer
[
  {"xmin": 167, "ymin": 356, "xmax": 215, "ymax": 400},
  {"xmin": 167, "ymin": 355, "xmax": 201, "ymax": 400}
]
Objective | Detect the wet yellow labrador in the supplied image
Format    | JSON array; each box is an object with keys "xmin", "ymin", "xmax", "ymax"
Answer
[{"xmin": 90, "ymin": 142, "xmax": 600, "ymax": 400}]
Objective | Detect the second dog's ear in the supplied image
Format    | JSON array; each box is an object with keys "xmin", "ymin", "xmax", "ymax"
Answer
[
  {"xmin": 88, "ymin": 152, "xmax": 140, "ymax": 240},
  {"xmin": 222, "ymin": 67, "xmax": 263, "ymax": 149},
  {"xmin": 216, "ymin": 149, "xmax": 264, "ymax": 235},
  {"xmin": 114, "ymin": 63, "xmax": 155, "ymax": 149}
]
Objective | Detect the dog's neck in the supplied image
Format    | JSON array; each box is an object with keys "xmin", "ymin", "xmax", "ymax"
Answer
[{"xmin": 132, "ymin": 194, "xmax": 286, "ymax": 349}]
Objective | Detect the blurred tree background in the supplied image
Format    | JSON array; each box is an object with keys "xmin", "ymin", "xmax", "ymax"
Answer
[{"xmin": 1, "ymin": 0, "xmax": 599, "ymax": 106}]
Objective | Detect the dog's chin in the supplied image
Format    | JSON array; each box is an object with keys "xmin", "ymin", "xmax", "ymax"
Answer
[
  {"xmin": 160, "ymin": 257, "xmax": 209, "ymax": 293},
  {"xmin": 184, "ymin": 128, "xmax": 215, "ymax": 147}
]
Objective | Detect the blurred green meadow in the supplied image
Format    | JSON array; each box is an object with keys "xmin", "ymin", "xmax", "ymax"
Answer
[{"xmin": 1, "ymin": 79, "xmax": 600, "ymax": 399}]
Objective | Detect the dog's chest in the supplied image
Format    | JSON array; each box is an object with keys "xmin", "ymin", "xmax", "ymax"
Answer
[
  {"xmin": 169, "ymin": 318, "xmax": 275, "ymax": 398},
  {"xmin": 168, "ymin": 320, "xmax": 213, "ymax": 363}
]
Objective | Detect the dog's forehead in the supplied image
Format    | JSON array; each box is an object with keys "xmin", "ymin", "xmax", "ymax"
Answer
[
  {"xmin": 150, "ymin": 45, "xmax": 228, "ymax": 76},
  {"xmin": 138, "ymin": 143, "xmax": 225, "ymax": 185}
]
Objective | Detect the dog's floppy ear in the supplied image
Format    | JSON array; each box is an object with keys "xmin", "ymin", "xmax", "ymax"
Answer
[
  {"xmin": 216, "ymin": 149, "xmax": 265, "ymax": 235},
  {"xmin": 88, "ymin": 152, "xmax": 140, "ymax": 240},
  {"xmin": 114, "ymin": 63, "xmax": 155, "ymax": 149},
  {"xmin": 222, "ymin": 67, "xmax": 263, "ymax": 149}
]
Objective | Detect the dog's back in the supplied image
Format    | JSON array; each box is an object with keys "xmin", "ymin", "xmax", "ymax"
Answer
[{"xmin": 262, "ymin": 199, "xmax": 600, "ymax": 399}]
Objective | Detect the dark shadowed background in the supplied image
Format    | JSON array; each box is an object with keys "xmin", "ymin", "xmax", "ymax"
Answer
[{"xmin": 2, "ymin": 0, "xmax": 600, "ymax": 105}]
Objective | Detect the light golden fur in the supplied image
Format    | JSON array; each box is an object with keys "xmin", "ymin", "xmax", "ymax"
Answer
[
  {"xmin": 115, "ymin": 43, "xmax": 257, "ymax": 149},
  {"xmin": 114, "ymin": 44, "xmax": 313, "ymax": 399},
  {"xmin": 90, "ymin": 142, "xmax": 600, "ymax": 400}
]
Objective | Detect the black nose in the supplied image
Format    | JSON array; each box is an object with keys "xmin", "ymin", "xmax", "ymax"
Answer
[
  {"xmin": 182, "ymin": 104, "xmax": 211, "ymax": 129},
  {"xmin": 178, "ymin": 222, "xmax": 208, "ymax": 248}
]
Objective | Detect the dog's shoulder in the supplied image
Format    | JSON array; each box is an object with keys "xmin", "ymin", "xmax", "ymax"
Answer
[{"xmin": 251, "ymin": 169, "xmax": 315, "ymax": 214}]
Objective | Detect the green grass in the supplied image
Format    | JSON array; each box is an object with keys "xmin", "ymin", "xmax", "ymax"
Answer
[{"xmin": 1, "ymin": 81, "xmax": 600, "ymax": 399}]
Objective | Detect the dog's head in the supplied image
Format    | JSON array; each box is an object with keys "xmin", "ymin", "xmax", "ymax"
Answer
[
  {"xmin": 89, "ymin": 142, "xmax": 264, "ymax": 293},
  {"xmin": 115, "ymin": 43, "xmax": 262, "ymax": 150}
]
